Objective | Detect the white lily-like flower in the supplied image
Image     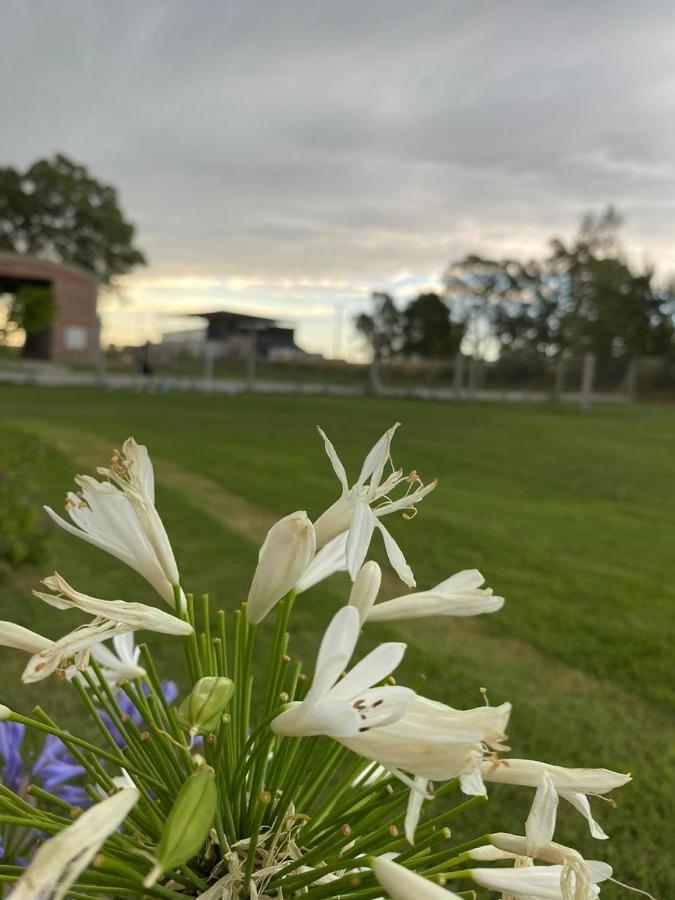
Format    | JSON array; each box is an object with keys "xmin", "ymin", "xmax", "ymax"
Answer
[
  {"xmin": 296, "ymin": 532, "xmax": 348, "ymax": 594},
  {"xmin": 341, "ymin": 696, "xmax": 511, "ymax": 793},
  {"xmin": 34, "ymin": 573, "xmax": 192, "ymax": 636},
  {"xmin": 22, "ymin": 619, "xmax": 136, "ymax": 684},
  {"xmin": 272, "ymin": 606, "xmax": 414, "ymax": 738},
  {"xmin": 372, "ymin": 855, "xmax": 464, "ymax": 899},
  {"xmin": 481, "ymin": 758, "xmax": 631, "ymax": 839},
  {"xmin": 22, "ymin": 573, "xmax": 192, "ymax": 683},
  {"xmin": 366, "ymin": 569, "xmax": 504, "ymax": 623},
  {"xmin": 246, "ymin": 511, "xmax": 317, "ymax": 624},
  {"xmin": 313, "ymin": 424, "xmax": 436, "ymax": 588},
  {"xmin": 470, "ymin": 862, "xmax": 610, "ymax": 899},
  {"xmin": 44, "ymin": 437, "xmax": 182, "ymax": 608},
  {"xmin": 474, "ymin": 772, "xmax": 613, "ymax": 900},
  {"xmin": 0, "ymin": 621, "xmax": 53, "ymax": 655},
  {"xmin": 90, "ymin": 633, "xmax": 146, "ymax": 684},
  {"xmin": 12, "ymin": 788, "xmax": 139, "ymax": 900}
]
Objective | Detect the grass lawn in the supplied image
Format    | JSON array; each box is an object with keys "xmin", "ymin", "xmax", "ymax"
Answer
[{"xmin": 0, "ymin": 384, "xmax": 673, "ymax": 895}]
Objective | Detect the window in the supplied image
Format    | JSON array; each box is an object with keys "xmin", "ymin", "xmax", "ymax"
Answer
[{"xmin": 64, "ymin": 325, "xmax": 88, "ymax": 351}]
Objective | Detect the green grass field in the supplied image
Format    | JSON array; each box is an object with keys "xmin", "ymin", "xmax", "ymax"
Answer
[{"xmin": 0, "ymin": 385, "xmax": 673, "ymax": 895}]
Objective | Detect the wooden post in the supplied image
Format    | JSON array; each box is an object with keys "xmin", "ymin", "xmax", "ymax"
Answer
[
  {"xmin": 580, "ymin": 352, "xmax": 596, "ymax": 412},
  {"xmin": 554, "ymin": 354, "xmax": 566, "ymax": 400},
  {"xmin": 203, "ymin": 341, "xmax": 215, "ymax": 384},
  {"xmin": 367, "ymin": 354, "xmax": 381, "ymax": 395},
  {"xmin": 625, "ymin": 357, "xmax": 638, "ymax": 402},
  {"xmin": 453, "ymin": 352, "xmax": 464, "ymax": 396},
  {"xmin": 468, "ymin": 356, "xmax": 479, "ymax": 395},
  {"xmin": 245, "ymin": 331, "xmax": 257, "ymax": 390}
]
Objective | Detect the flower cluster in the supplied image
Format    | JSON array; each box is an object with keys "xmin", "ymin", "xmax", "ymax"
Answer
[{"xmin": 0, "ymin": 427, "xmax": 638, "ymax": 899}]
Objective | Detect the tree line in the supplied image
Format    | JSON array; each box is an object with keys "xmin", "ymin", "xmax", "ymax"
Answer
[{"xmin": 357, "ymin": 208, "xmax": 675, "ymax": 367}]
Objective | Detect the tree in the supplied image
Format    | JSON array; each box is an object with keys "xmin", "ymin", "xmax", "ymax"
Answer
[
  {"xmin": 0, "ymin": 154, "xmax": 146, "ymax": 283},
  {"xmin": 0, "ymin": 154, "xmax": 146, "ymax": 357},
  {"xmin": 444, "ymin": 209, "xmax": 675, "ymax": 365},
  {"xmin": 402, "ymin": 292, "xmax": 464, "ymax": 358},
  {"xmin": 355, "ymin": 292, "xmax": 405, "ymax": 361}
]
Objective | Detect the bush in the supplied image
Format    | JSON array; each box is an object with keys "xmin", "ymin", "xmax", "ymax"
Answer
[{"xmin": 0, "ymin": 430, "xmax": 49, "ymax": 573}]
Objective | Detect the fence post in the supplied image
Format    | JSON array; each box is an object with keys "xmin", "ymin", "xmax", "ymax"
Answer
[
  {"xmin": 453, "ymin": 352, "xmax": 464, "ymax": 396},
  {"xmin": 625, "ymin": 357, "xmax": 638, "ymax": 402},
  {"xmin": 468, "ymin": 356, "xmax": 479, "ymax": 395},
  {"xmin": 245, "ymin": 332, "xmax": 257, "ymax": 390},
  {"xmin": 580, "ymin": 352, "xmax": 596, "ymax": 412},
  {"xmin": 366, "ymin": 356, "xmax": 381, "ymax": 395},
  {"xmin": 203, "ymin": 341, "xmax": 215, "ymax": 386},
  {"xmin": 554, "ymin": 354, "xmax": 566, "ymax": 400}
]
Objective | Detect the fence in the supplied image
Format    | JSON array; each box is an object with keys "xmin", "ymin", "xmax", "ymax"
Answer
[{"xmin": 2, "ymin": 342, "xmax": 673, "ymax": 406}]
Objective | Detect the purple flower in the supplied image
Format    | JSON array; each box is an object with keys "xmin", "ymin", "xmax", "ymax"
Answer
[
  {"xmin": 33, "ymin": 735, "xmax": 88, "ymax": 807},
  {"xmin": 100, "ymin": 680, "xmax": 178, "ymax": 747},
  {"xmin": 0, "ymin": 721, "xmax": 27, "ymax": 794}
]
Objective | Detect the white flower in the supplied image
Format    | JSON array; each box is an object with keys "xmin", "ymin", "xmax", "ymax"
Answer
[
  {"xmin": 34, "ymin": 573, "xmax": 192, "ymax": 636},
  {"xmin": 272, "ymin": 606, "xmax": 414, "ymax": 738},
  {"xmin": 470, "ymin": 863, "xmax": 609, "ymax": 899},
  {"xmin": 371, "ymin": 856, "xmax": 464, "ymax": 899},
  {"xmin": 480, "ymin": 758, "xmax": 631, "ymax": 839},
  {"xmin": 22, "ymin": 619, "xmax": 136, "ymax": 684},
  {"xmin": 90, "ymin": 633, "xmax": 146, "ymax": 684},
  {"xmin": 341, "ymin": 696, "xmax": 511, "ymax": 788},
  {"xmin": 474, "ymin": 772, "xmax": 613, "ymax": 900},
  {"xmin": 0, "ymin": 621, "xmax": 53, "ymax": 655},
  {"xmin": 22, "ymin": 573, "xmax": 192, "ymax": 684},
  {"xmin": 44, "ymin": 437, "xmax": 182, "ymax": 608},
  {"xmin": 12, "ymin": 788, "xmax": 139, "ymax": 900},
  {"xmin": 313, "ymin": 424, "xmax": 436, "ymax": 588},
  {"xmin": 366, "ymin": 569, "xmax": 504, "ymax": 623},
  {"xmin": 246, "ymin": 511, "xmax": 317, "ymax": 624},
  {"xmin": 348, "ymin": 561, "xmax": 382, "ymax": 622}
]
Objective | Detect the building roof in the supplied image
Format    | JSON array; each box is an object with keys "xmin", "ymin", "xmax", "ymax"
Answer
[
  {"xmin": 0, "ymin": 252, "xmax": 99, "ymax": 287},
  {"xmin": 191, "ymin": 309, "xmax": 278, "ymax": 325}
]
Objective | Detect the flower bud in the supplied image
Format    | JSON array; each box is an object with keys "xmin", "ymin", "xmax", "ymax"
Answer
[
  {"xmin": 143, "ymin": 767, "xmax": 217, "ymax": 887},
  {"xmin": 348, "ymin": 561, "xmax": 381, "ymax": 623},
  {"xmin": 0, "ymin": 705, "xmax": 12, "ymax": 720},
  {"xmin": 177, "ymin": 676, "xmax": 234, "ymax": 736},
  {"xmin": 246, "ymin": 511, "xmax": 316, "ymax": 624}
]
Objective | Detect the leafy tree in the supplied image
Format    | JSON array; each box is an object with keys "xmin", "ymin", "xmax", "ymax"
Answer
[
  {"xmin": 0, "ymin": 154, "xmax": 146, "ymax": 283},
  {"xmin": 355, "ymin": 292, "xmax": 405, "ymax": 361},
  {"xmin": 0, "ymin": 153, "xmax": 146, "ymax": 356},
  {"xmin": 4, "ymin": 285, "xmax": 55, "ymax": 358},
  {"xmin": 444, "ymin": 208, "xmax": 675, "ymax": 364},
  {"xmin": 402, "ymin": 292, "xmax": 464, "ymax": 358}
]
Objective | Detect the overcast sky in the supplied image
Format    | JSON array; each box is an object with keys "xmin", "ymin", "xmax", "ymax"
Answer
[{"xmin": 2, "ymin": 0, "xmax": 674, "ymax": 356}]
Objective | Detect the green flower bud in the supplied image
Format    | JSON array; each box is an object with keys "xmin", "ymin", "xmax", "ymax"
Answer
[
  {"xmin": 143, "ymin": 767, "xmax": 217, "ymax": 887},
  {"xmin": 177, "ymin": 676, "xmax": 234, "ymax": 736}
]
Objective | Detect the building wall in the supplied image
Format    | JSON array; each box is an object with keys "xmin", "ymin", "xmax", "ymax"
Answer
[
  {"xmin": 51, "ymin": 268, "xmax": 99, "ymax": 364},
  {"xmin": 0, "ymin": 253, "xmax": 99, "ymax": 364}
]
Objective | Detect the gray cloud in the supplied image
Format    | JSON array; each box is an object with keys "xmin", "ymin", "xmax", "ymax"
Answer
[{"xmin": 2, "ymin": 0, "xmax": 674, "ymax": 351}]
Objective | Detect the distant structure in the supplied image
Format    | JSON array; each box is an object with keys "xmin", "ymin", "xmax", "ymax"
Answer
[
  {"xmin": 162, "ymin": 310, "xmax": 311, "ymax": 361},
  {"xmin": 0, "ymin": 252, "xmax": 99, "ymax": 363}
]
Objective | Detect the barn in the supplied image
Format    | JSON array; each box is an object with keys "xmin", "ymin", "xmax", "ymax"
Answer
[{"xmin": 0, "ymin": 252, "xmax": 99, "ymax": 364}]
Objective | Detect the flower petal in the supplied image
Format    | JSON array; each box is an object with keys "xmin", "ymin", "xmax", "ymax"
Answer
[
  {"xmin": 526, "ymin": 772, "xmax": 559, "ymax": 855},
  {"xmin": 329, "ymin": 642, "xmax": 407, "ymax": 702},
  {"xmin": 345, "ymin": 502, "xmax": 376, "ymax": 579},
  {"xmin": 317, "ymin": 427, "xmax": 349, "ymax": 494},
  {"xmin": 304, "ymin": 606, "xmax": 361, "ymax": 706},
  {"xmin": 376, "ymin": 520, "xmax": 415, "ymax": 588},
  {"xmin": 356, "ymin": 423, "xmax": 400, "ymax": 490}
]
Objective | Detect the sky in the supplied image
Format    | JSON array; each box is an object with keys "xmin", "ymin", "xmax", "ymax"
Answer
[{"xmin": 2, "ymin": 0, "xmax": 675, "ymax": 359}]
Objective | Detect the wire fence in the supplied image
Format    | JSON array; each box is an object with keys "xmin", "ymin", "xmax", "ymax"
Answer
[{"xmin": 3, "ymin": 341, "xmax": 675, "ymax": 406}]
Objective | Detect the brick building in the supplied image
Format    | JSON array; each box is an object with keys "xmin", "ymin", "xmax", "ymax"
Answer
[{"xmin": 0, "ymin": 252, "xmax": 99, "ymax": 364}]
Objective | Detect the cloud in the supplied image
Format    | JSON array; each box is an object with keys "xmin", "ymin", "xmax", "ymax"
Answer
[{"xmin": 1, "ymin": 0, "xmax": 674, "ymax": 354}]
